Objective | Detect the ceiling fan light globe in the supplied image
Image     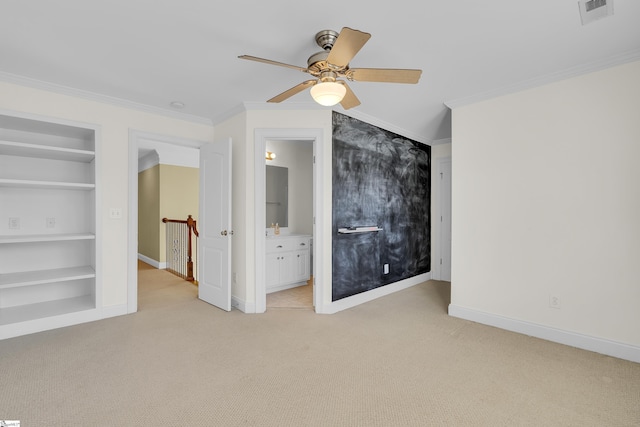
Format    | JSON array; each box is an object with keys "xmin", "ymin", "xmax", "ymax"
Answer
[{"xmin": 310, "ymin": 82, "xmax": 346, "ymax": 106}]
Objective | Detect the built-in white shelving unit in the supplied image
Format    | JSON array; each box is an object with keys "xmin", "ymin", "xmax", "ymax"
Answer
[{"xmin": 0, "ymin": 112, "xmax": 100, "ymax": 338}]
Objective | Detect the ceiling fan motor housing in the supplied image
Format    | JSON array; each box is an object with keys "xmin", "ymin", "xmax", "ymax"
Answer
[{"xmin": 315, "ymin": 29, "xmax": 339, "ymax": 50}]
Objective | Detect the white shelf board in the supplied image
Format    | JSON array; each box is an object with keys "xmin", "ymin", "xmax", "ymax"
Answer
[
  {"xmin": 0, "ymin": 295, "xmax": 95, "ymax": 326},
  {"xmin": 0, "ymin": 266, "xmax": 95, "ymax": 289},
  {"xmin": 0, "ymin": 140, "xmax": 95, "ymax": 162},
  {"xmin": 0, "ymin": 178, "xmax": 95, "ymax": 190},
  {"xmin": 338, "ymin": 227, "xmax": 384, "ymax": 234},
  {"xmin": 0, "ymin": 233, "xmax": 95, "ymax": 244}
]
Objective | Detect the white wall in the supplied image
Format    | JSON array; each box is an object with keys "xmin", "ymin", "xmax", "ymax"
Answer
[
  {"xmin": 450, "ymin": 60, "xmax": 640, "ymax": 361},
  {"xmin": 0, "ymin": 81, "xmax": 214, "ymax": 314}
]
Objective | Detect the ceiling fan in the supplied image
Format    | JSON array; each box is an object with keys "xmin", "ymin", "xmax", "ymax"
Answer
[{"xmin": 238, "ymin": 27, "xmax": 422, "ymax": 109}]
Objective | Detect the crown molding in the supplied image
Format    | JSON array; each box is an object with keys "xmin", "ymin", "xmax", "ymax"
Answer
[
  {"xmin": 212, "ymin": 101, "xmax": 325, "ymax": 126},
  {"xmin": 0, "ymin": 71, "xmax": 214, "ymax": 126},
  {"xmin": 431, "ymin": 138, "xmax": 452, "ymax": 146},
  {"xmin": 444, "ymin": 49, "xmax": 640, "ymax": 110}
]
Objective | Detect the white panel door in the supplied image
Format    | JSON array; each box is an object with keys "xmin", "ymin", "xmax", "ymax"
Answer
[{"xmin": 198, "ymin": 138, "xmax": 232, "ymax": 311}]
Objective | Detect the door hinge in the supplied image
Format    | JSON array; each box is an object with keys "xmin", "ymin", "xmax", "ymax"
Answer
[{"xmin": 440, "ymin": 258, "xmax": 442, "ymax": 265}]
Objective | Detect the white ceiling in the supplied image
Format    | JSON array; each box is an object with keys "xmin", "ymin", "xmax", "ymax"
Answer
[{"xmin": 1, "ymin": 1, "xmax": 639, "ymax": 143}]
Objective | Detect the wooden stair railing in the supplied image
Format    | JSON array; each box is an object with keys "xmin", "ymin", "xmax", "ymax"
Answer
[{"xmin": 162, "ymin": 215, "xmax": 199, "ymax": 283}]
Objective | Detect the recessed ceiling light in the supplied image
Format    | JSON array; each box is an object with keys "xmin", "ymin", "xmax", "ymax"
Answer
[{"xmin": 170, "ymin": 101, "xmax": 185, "ymax": 109}]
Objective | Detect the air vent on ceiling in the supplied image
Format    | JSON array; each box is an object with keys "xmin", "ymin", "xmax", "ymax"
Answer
[{"xmin": 578, "ymin": 0, "xmax": 614, "ymax": 25}]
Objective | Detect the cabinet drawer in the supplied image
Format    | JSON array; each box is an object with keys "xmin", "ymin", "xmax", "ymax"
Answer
[{"xmin": 265, "ymin": 236, "xmax": 310, "ymax": 253}]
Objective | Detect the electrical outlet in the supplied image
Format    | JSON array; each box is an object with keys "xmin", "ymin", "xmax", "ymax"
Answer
[
  {"xmin": 46, "ymin": 217, "xmax": 56, "ymax": 228},
  {"xmin": 383, "ymin": 263, "xmax": 389, "ymax": 275},
  {"xmin": 549, "ymin": 295, "xmax": 561, "ymax": 309},
  {"xmin": 8, "ymin": 217, "xmax": 20, "ymax": 229}
]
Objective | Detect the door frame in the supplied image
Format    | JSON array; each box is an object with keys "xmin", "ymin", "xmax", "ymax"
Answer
[
  {"xmin": 127, "ymin": 130, "xmax": 208, "ymax": 313},
  {"xmin": 436, "ymin": 156, "xmax": 452, "ymax": 281},
  {"xmin": 254, "ymin": 128, "xmax": 324, "ymax": 313}
]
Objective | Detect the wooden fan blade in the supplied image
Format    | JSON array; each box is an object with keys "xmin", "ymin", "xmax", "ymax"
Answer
[
  {"xmin": 347, "ymin": 68, "xmax": 422, "ymax": 84},
  {"xmin": 326, "ymin": 27, "xmax": 371, "ymax": 68},
  {"xmin": 238, "ymin": 55, "xmax": 308, "ymax": 73},
  {"xmin": 339, "ymin": 82, "xmax": 361, "ymax": 110},
  {"xmin": 267, "ymin": 80, "xmax": 317, "ymax": 103}
]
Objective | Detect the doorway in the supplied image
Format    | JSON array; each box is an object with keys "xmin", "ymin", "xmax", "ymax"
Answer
[
  {"xmin": 264, "ymin": 139, "xmax": 314, "ymax": 309},
  {"xmin": 254, "ymin": 128, "xmax": 325, "ymax": 314},
  {"xmin": 127, "ymin": 130, "xmax": 208, "ymax": 314}
]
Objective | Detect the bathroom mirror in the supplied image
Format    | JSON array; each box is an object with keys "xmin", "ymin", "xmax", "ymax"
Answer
[{"xmin": 266, "ymin": 165, "xmax": 288, "ymax": 227}]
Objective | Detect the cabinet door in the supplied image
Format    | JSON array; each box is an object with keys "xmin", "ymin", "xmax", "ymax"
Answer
[
  {"xmin": 265, "ymin": 252, "xmax": 280, "ymax": 290},
  {"xmin": 293, "ymin": 249, "xmax": 310, "ymax": 283},
  {"xmin": 278, "ymin": 252, "xmax": 295, "ymax": 285}
]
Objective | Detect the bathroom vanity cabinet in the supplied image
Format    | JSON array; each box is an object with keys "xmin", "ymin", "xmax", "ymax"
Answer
[{"xmin": 265, "ymin": 235, "xmax": 310, "ymax": 293}]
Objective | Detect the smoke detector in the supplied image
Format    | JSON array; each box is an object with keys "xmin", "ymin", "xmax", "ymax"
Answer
[{"xmin": 578, "ymin": 0, "xmax": 614, "ymax": 25}]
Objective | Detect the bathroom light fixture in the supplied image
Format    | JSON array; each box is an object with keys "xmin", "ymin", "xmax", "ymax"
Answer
[
  {"xmin": 265, "ymin": 151, "xmax": 276, "ymax": 160},
  {"xmin": 310, "ymin": 81, "xmax": 346, "ymax": 106}
]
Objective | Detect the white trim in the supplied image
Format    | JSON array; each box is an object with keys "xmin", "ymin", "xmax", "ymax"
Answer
[
  {"xmin": 322, "ymin": 273, "xmax": 431, "ymax": 314},
  {"xmin": 445, "ymin": 48, "xmax": 640, "ymax": 109},
  {"xmin": 231, "ymin": 296, "xmax": 254, "ymax": 314},
  {"xmin": 448, "ymin": 304, "xmax": 640, "ymax": 363},
  {"xmin": 137, "ymin": 253, "xmax": 166, "ymax": 269},
  {"xmin": 128, "ymin": 130, "xmax": 210, "ymax": 315},
  {"xmin": 254, "ymin": 128, "xmax": 324, "ymax": 314},
  {"xmin": 431, "ymin": 138, "xmax": 452, "ymax": 146},
  {"xmin": 138, "ymin": 150, "xmax": 159, "ymax": 173},
  {"xmin": 0, "ymin": 71, "xmax": 213, "ymax": 125},
  {"xmin": 127, "ymin": 131, "xmax": 139, "ymax": 314},
  {"xmin": 101, "ymin": 303, "xmax": 128, "ymax": 319},
  {"xmin": 0, "ymin": 309, "xmax": 102, "ymax": 340},
  {"xmin": 434, "ymin": 156, "xmax": 452, "ymax": 281}
]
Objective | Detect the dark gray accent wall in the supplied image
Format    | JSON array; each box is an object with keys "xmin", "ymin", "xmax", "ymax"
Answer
[{"xmin": 332, "ymin": 112, "xmax": 431, "ymax": 301}]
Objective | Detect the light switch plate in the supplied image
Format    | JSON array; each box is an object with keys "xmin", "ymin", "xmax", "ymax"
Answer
[{"xmin": 109, "ymin": 208, "xmax": 123, "ymax": 219}]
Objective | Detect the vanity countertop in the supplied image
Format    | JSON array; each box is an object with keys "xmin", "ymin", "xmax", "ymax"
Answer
[{"xmin": 266, "ymin": 233, "xmax": 311, "ymax": 239}]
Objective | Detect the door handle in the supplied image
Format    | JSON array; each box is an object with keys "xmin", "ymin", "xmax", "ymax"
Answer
[{"xmin": 221, "ymin": 230, "xmax": 228, "ymax": 236}]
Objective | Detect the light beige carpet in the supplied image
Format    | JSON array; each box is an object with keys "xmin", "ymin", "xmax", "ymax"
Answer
[{"xmin": 1, "ymin": 264, "xmax": 639, "ymax": 426}]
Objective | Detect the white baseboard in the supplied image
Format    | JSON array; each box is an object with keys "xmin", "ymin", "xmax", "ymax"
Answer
[
  {"xmin": 101, "ymin": 303, "xmax": 128, "ymax": 319},
  {"xmin": 321, "ymin": 272, "xmax": 431, "ymax": 314},
  {"xmin": 448, "ymin": 304, "xmax": 640, "ymax": 364},
  {"xmin": 231, "ymin": 296, "xmax": 254, "ymax": 313},
  {"xmin": 0, "ymin": 308, "xmax": 102, "ymax": 340},
  {"xmin": 137, "ymin": 253, "xmax": 166, "ymax": 269}
]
